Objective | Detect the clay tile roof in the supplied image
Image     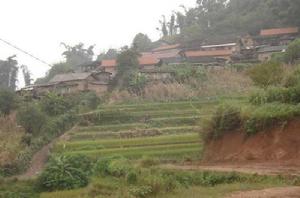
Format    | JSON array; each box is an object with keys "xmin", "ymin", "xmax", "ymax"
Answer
[
  {"xmin": 153, "ymin": 51, "xmax": 181, "ymax": 59},
  {"xmin": 50, "ymin": 73, "xmax": 92, "ymax": 83},
  {"xmin": 185, "ymin": 49, "xmax": 233, "ymax": 57},
  {"xmin": 101, "ymin": 59, "xmax": 117, "ymax": 67},
  {"xmin": 152, "ymin": 44, "xmax": 180, "ymax": 52},
  {"xmin": 138, "ymin": 55, "xmax": 160, "ymax": 66},
  {"xmin": 260, "ymin": 27, "xmax": 299, "ymax": 36}
]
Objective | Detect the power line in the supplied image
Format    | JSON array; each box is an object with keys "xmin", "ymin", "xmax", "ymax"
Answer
[{"xmin": 0, "ymin": 37, "xmax": 52, "ymax": 67}]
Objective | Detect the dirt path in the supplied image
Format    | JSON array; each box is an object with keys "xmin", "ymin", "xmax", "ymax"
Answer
[
  {"xmin": 161, "ymin": 162, "xmax": 300, "ymax": 176},
  {"xmin": 226, "ymin": 186, "xmax": 300, "ymax": 198},
  {"xmin": 162, "ymin": 163, "xmax": 300, "ymax": 197},
  {"xmin": 17, "ymin": 133, "xmax": 71, "ymax": 180},
  {"xmin": 17, "ymin": 142, "xmax": 53, "ymax": 180}
]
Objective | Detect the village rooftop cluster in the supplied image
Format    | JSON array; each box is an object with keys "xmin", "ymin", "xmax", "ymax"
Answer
[{"xmin": 19, "ymin": 27, "xmax": 299, "ymax": 96}]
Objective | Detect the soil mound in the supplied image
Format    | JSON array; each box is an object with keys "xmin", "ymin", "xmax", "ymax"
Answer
[{"xmin": 203, "ymin": 120, "xmax": 300, "ymax": 164}]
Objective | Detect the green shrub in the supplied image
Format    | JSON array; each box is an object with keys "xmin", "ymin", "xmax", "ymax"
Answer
[
  {"xmin": 80, "ymin": 92, "xmax": 100, "ymax": 109},
  {"xmin": 285, "ymin": 39, "xmax": 300, "ymax": 63},
  {"xmin": 93, "ymin": 155, "xmax": 125, "ymax": 176},
  {"xmin": 230, "ymin": 63, "xmax": 251, "ymax": 72},
  {"xmin": 204, "ymin": 104, "xmax": 241, "ymax": 140},
  {"xmin": 271, "ymin": 52, "xmax": 285, "ymax": 63},
  {"xmin": 40, "ymin": 93, "xmax": 71, "ymax": 116},
  {"xmin": 244, "ymin": 103, "xmax": 300, "ymax": 135},
  {"xmin": 248, "ymin": 61, "xmax": 284, "ymax": 88},
  {"xmin": 0, "ymin": 89, "xmax": 17, "ymax": 115},
  {"xmin": 129, "ymin": 186, "xmax": 152, "ymax": 198},
  {"xmin": 127, "ymin": 171, "xmax": 138, "ymax": 184},
  {"xmin": 249, "ymin": 86, "xmax": 300, "ymax": 105},
  {"xmin": 284, "ymin": 66, "xmax": 300, "ymax": 87},
  {"xmin": 128, "ymin": 72, "xmax": 147, "ymax": 95},
  {"xmin": 16, "ymin": 104, "xmax": 46, "ymax": 134},
  {"xmin": 37, "ymin": 155, "xmax": 90, "ymax": 191},
  {"xmin": 170, "ymin": 65, "xmax": 207, "ymax": 83},
  {"xmin": 192, "ymin": 171, "xmax": 241, "ymax": 186},
  {"xmin": 66, "ymin": 155, "xmax": 92, "ymax": 176},
  {"xmin": 107, "ymin": 158, "xmax": 133, "ymax": 177},
  {"xmin": 139, "ymin": 156, "xmax": 159, "ymax": 168}
]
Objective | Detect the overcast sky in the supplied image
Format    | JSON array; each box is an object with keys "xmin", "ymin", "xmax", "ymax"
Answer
[{"xmin": 0, "ymin": 0, "xmax": 196, "ymax": 88}]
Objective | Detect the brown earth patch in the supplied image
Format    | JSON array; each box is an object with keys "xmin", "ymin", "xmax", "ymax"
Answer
[
  {"xmin": 203, "ymin": 120, "xmax": 300, "ymax": 165},
  {"xmin": 226, "ymin": 186, "xmax": 300, "ymax": 198}
]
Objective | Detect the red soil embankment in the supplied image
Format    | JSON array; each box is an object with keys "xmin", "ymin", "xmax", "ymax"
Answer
[{"xmin": 203, "ymin": 120, "xmax": 300, "ymax": 165}]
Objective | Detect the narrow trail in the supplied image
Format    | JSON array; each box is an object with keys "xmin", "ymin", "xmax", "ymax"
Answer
[
  {"xmin": 17, "ymin": 142, "xmax": 53, "ymax": 180},
  {"xmin": 162, "ymin": 163, "xmax": 300, "ymax": 197},
  {"xmin": 225, "ymin": 186, "xmax": 300, "ymax": 198},
  {"xmin": 161, "ymin": 162, "xmax": 300, "ymax": 176},
  {"xmin": 17, "ymin": 132, "xmax": 70, "ymax": 180}
]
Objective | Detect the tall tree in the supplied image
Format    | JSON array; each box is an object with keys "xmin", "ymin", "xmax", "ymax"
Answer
[
  {"xmin": 132, "ymin": 33, "xmax": 152, "ymax": 52},
  {"xmin": 157, "ymin": 15, "xmax": 168, "ymax": 37},
  {"xmin": 61, "ymin": 43, "xmax": 95, "ymax": 69},
  {"xmin": 168, "ymin": 14, "xmax": 176, "ymax": 36},
  {"xmin": 35, "ymin": 62, "xmax": 72, "ymax": 84},
  {"xmin": 97, "ymin": 49, "xmax": 118, "ymax": 61},
  {"xmin": 21, "ymin": 65, "xmax": 32, "ymax": 86},
  {"xmin": 0, "ymin": 55, "xmax": 18, "ymax": 90},
  {"xmin": 114, "ymin": 46, "xmax": 140, "ymax": 88}
]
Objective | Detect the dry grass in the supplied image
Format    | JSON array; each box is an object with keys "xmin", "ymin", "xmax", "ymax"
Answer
[
  {"xmin": 108, "ymin": 68, "xmax": 253, "ymax": 104},
  {"xmin": 0, "ymin": 114, "xmax": 25, "ymax": 166},
  {"xmin": 201, "ymin": 69, "xmax": 253, "ymax": 96}
]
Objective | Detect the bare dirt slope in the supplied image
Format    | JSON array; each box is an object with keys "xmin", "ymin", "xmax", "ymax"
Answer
[
  {"xmin": 163, "ymin": 120, "xmax": 300, "ymax": 197},
  {"xmin": 204, "ymin": 120, "xmax": 300, "ymax": 164}
]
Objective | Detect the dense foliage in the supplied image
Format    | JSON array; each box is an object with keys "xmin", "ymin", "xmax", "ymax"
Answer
[
  {"xmin": 161, "ymin": 0, "xmax": 300, "ymax": 43},
  {"xmin": 0, "ymin": 56, "xmax": 18, "ymax": 91},
  {"xmin": 0, "ymin": 89, "xmax": 17, "ymax": 115},
  {"xmin": 37, "ymin": 155, "xmax": 90, "ymax": 191},
  {"xmin": 285, "ymin": 39, "xmax": 300, "ymax": 64},
  {"xmin": 16, "ymin": 104, "xmax": 46, "ymax": 135},
  {"xmin": 204, "ymin": 104, "xmax": 241, "ymax": 140},
  {"xmin": 132, "ymin": 33, "xmax": 153, "ymax": 52},
  {"xmin": 247, "ymin": 61, "xmax": 283, "ymax": 88},
  {"xmin": 40, "ymin": 93, "xmax": 71, "ymax": 116}
]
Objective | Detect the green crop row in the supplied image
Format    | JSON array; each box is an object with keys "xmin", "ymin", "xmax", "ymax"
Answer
[
  {"xmin": 62, "ymin": 143, "xmax": 201, "ymax": 160},
  {"xmin": 69, "ymin": 126, "xmax": 201, "ymax": 141},
  {"xmin": 98, "ymin": 100, "xmax": 218, "ymax": 112},
  {"xmin": 55, "ymin": 134, "xmax": 200, "ymax": 152}
]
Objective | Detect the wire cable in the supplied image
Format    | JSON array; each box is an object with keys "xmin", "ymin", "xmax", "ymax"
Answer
[{"xmin": 0, "ymin": 37, "xmax": 52, "ymax": 67}]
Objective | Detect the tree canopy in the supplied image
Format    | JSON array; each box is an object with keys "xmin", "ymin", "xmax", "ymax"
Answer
[
  {"xmin": 0, "ymin": 55, "xmax": 18, "ymax": 90},
  {"xmin": 97, "ymin": 48, "xmax": 118, "ymax": 61},
  {"xmin": 61, "ymin": 43, "xmax": 95, "ymax": 69},
  {"xmin": 160, "ymin": 0, "xmax": 300, "ymax": 43},
  {"xmin": 132, "ymin": 33, "xmax": 152, "ymax": 52}
]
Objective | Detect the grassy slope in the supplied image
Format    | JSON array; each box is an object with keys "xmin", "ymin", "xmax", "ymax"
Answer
[
  {"xmin": 53, "ymin": 100, "xmax": 212, "ymax": 161},
  {"xmin": 21, "ymin": 98, "xmax": 295, "ymax": 198}
]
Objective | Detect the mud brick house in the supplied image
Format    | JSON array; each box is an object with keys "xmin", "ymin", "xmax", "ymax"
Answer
[
  {"xmin": 257, "ymin": 45, "xmax": 287, "ymax": 62},
  {"xmin": 99, "ymin": 54, "xmax": 162, "ymax": 77},
  {"xmin": 100, "ymin": 59, "xmax": 117, "ymax": 77},
  {"xmin": 151, "ymin": 43, "xmax": 183, "ymax": 64},
  {"xmin": 182, "ymin": 42, "xmax": 237, "ymax": 65},
  {"xmin": 255, "ymin": 27, "xmax": 299, "ymax": 46},
  {"xmin": 29, "ymin": 71, "xmax": 111, "ymax": 96},
  {"xmin": 139, "ymin": 53, "xmax": 162, "ymax": 70}
]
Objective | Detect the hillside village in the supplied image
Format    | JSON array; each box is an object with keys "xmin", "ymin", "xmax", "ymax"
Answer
[
  {"xmin": 19, "ymin": 27, "xmax": 299, "ymax": 97},
  {"xmin": 2, "ymin": 1, "xmax": 300, "ymax": 198}
]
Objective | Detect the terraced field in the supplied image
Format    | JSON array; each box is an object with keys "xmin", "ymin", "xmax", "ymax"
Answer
[{"xmin": 54, "ymin": 100, "xmax": 218, "ymax": 161}]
